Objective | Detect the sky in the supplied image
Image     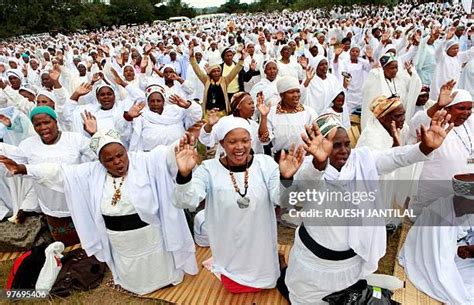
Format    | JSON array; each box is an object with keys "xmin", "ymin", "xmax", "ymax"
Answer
[{"xmin": 182, "ymin": 0, "xmax": 254, "ymax": 9}]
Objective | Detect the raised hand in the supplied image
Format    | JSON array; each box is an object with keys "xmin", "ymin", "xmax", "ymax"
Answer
[
  {"xmin": 437, "ymin": 80, "xmax": 457, "ymax": 107},
  {"xmin": 127, "ymin": 101, "xmax": 146, "ymax": 118},
  {"xmin": 334, "ymin": 45, "xmax": 344, "ymax": 56},
  {"xmin": 279, "ymin": 144, "xmax": 305, "ymax": 179},
  {"xmin": 144, "ymin": 44, "xmax": 152, "ymax": 55},
  {"xmin": 91, "ymin": 72, "xmax": 103, "ymax": 84},
  {"xmin": 206, "ymin": 108, "xmax": 221, "ymax": 126},
  {"xmin": 299, "ymin": 56, "xmax": 308, "ymax": 69},
  {"xmin": 343, "ymin": 75, "xmax": 351, "ymax": 89},
  {"xmin": 187, "ymin": 120, "xmax": 206, "ymax": 139},
  {"xmin": 301, "ymin": 123, "xmax": 335, "ymax": 164},
  {"xmin": 49, "ymin": 66, "xmax": 61, "ymax": 82},
  {"xmin": 391, "ymin": 121, "xmax": 401, "ymax": 147},
  {"xmin": 304, "ymin": 67, "xmax": 316, "ymax": 87},
  {"xmin": 175, "ymin": 132, "xmax": 199, "ymax": 176},
  {"xmin": 0, "ymin": 155, "xmax": 26, "ymax": 175},
  {"xmin": 256, "ymin": 92, "xmax": 270, "ymax": 116},
  {"xmin": 419, "ymin": 109, "xmax": 454, "ymax": 154},
  {"xmin": 76, "ymin": 82, "xmax": 92, "ymax": 96},
  {"xmin": 404, "ymin": 60, "xmax": 413, "ymax": 76},
  {"xmin": 250, "ymin": 59, "xmax": 257, "ymax": 71},
  {"xmin": 81, "ymin": 110, "xmax": 97, "ymax": 136},
  {"xmin": 0, "ymin": 79, "xmax": 7, "ymax": 90},
  {"xmin": 140, "ymin": 55, "xmax": 149, "ymax": 70},
  {"xmin": 0, "ymin": 114, "xmax": 12, "ymax": 127},
  {"xmin": 169, "ymin": 94, "xmax": 190, "ymax": 109},
  {"xmin": 188, "ymin": 42, "xmax": 194, "ymax": 57},
  {"xmin": 447, "ymin": 26, "xmax": 456, "ymax": 40}
]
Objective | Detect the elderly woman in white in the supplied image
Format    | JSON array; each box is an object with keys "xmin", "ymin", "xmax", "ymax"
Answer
[{"xmin": 0, "ymin": 130, "xmax": 198, "ymax": 295}]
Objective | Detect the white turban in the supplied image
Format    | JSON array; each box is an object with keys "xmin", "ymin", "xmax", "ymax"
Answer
[
  {"xmin": 309, "ymin": 55, "xmax": 327, "ymax": 69},
  {"xmin": 277, "ymin": 76, "xmax": 300, "ymax": 94},
  {"xmin": 89, "ymin": 129, "xmax": 124, "ymax": 156},
  {"xmin": 447, "ymin": 89, "xmax": 473, "ymax": 107},
  {"xmin": 445, "ymin": 40, "xmax": 459, "ymax": 52},
  {"xmin": 214, "ymin": 116, "xmax": 252, "ymax": 141},
  {"xmin": 36, "ymin": 90, "xmax": 58, "ymax": 105}
]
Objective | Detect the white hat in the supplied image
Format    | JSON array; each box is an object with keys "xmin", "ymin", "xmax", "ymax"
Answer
[
  {"xmin": 214, "ymin": 116, "xmax": 252, "ymax": 141},
  {"xmin": 447, "ymin": 89, "xmax": 473, "ymax": 107},
  {"xmin": 277, "ymin": 76, "xmax": 300, "ymax": 94},
  {"xmin": 89, "ymin": 129, "xmax": 124, "ymax": 156}
]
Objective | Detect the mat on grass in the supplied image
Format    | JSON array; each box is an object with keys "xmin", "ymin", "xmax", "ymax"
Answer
[
  {"xmin": 109, "ymin": 245, "xmax": 292, "ymax": 305},
  {"xmin": 0, "ymin": 243, "xmax": 81, "ymax": 262}
]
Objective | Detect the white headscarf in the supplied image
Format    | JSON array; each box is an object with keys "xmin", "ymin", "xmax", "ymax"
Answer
[
  {"xmin": 214, "ymin": 116, "xmax": 252, "ymax": 141},
  {"xmin": 89, "ymin": 129, "xmax": 124, "ymax": 156}
]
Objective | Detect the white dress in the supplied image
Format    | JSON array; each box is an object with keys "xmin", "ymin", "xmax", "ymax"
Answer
[
  {"xmin": 173, "ymin": 154, "xmax": 281, "ymax": 289},
  {"xmin": 18, "ymin": 132, "xmax": 95, "ymax": 217},
  {"xmin": 101, "ymin": 175, "xmax": 183, "ymax": 295}
]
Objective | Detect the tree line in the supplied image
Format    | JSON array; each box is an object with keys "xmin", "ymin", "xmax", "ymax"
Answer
[{"xmin": 0, "ymin": 0, "xmax": 416, "ymax": 39}]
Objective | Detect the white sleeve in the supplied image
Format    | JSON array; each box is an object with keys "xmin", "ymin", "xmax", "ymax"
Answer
[
  {"xmin": 198, "ymin": 125, "xmax": 216, "ymax": 147},
  {"xmin": 373, "ymin": 144, "xmax": 431, "ymax": 176},
  {"xmin": 25, "ymin": 163, "xmax": 65, "ymax": 193},
  {"xmin": 2, "ymin": 86, "xmax": 34, "ymax": 115},
  {"xmin": 172, "ymin": 164, "xmax": 208, "ymax": 210},
  {"xmin": 183, "ymin": 101, "xmax": 202, "ymax": 129}
]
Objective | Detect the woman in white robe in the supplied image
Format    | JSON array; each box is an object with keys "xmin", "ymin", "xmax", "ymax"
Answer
[
  {"xmin": 10, "ymin": 106, "xmax": 95, "ymax": 245},
  {"xmin": 118, "ymin": 85, "xmax": 201, "ymax": 151},
  {"xmin": 459, "ymin": 59, "xmax": 474, "ymax": 97},
  {"xmin": 173, "ymin": 116, "xmax": 305, "ymax": 293},
  {"xmin": 302, "ymin": 55, "xmax": 340, "ymax": 115},
  {"xmin": 249, "ymin": 59, "xmax": 280, "ymax": 113},
  {"xmin": 259, "ymin": 76, "xmax": 318, "ymax": 160},
  {"xmin": 356, "ymin": 96, "xmax": 413, "ymax": 226},
  {"xmin": 284, "ymin": 110, "xmax": 453, "ymax": 305},
  {"xmin": 361, "ymin": 52, "xmax": 422, "ymax": 129},
  {"xmin": 429, "ymin": 36, "xmax": 474, "ymax": 101},
  {"xmin": 65, "ymin": 84, "xmax": 131, "ymax": 144},
  {"xmin": 0, "ymin": 130, "xmax": 198, "ymax": 295},
  {"xmin": 409, "ymin": 84, "xmax": 474, "ymax": 217},
  {"xmin": 399, "ymin": 173, "xmax": 474, "ymax": 305}
]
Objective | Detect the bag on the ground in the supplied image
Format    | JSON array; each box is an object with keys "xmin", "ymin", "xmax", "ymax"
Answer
[
  {"xmin": 6, "ymin": 245, "xmax": 47, "ymax": 289},
  {"xmin": 322, "ymin": 280, "xmax": 400, "ymax": 305},
  {"xmin": 50, "ymin": 248, "xmax": 106, "ymax": 297},
  {"xmin": 35, "ymin": 242, "xmax": 64, "ymax": 292},
  {"xmin": 0, "ymin": 214, "xmax": 53, "ymax": 251}
]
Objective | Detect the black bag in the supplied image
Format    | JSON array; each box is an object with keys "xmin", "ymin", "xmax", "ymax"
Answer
[
  {"xmin": 322, "ymin": 280, "xmax": 400, "ymax": 305},
  {"xmin": 50, "ymin": 248, "xmax": 106, "ymax": 297},
  {"xmin": 7, "ymin": 245, "xmax": 47, "ymax": 289}
]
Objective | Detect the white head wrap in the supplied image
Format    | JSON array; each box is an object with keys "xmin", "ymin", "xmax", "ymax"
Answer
[
  {"xmin": 36, "ymin": 90, "xmax": 58, "ymax": 105},
  {"xmin": 145, "ymin": 84, "xmax": 166, "ymax": 100},
  {"xmin": 309, "ymin": 55, "xmax": 327, "ymax": 69},
  {"xmin": 447, "ymin": 89, "xmax": 473, "ymax": 107},
  {"xmin": 277, "ymin": 76, "xmax": 300, "ymax": 94},
  {"xmin": 6, "ymin": 69, "xmax": 24, "ymax": 82},
  {"xmin": 89, "ymin": 129, "xmax": 124, "ymax": 156},
  {"xmin": 445, "ymin": 40, "xmax": 459, "ymax": 52},
  {"xmin": 214, "ymin": 116, "xmax": 252, "ymax": 141}
]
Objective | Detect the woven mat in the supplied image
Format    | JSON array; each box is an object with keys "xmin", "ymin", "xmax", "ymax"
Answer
[
  {"xmin": 391, "ymin": 221, "xmax": 442, "ymax": 305},
  {"xmin": 110, "ymin": 245, "xmax": 291, "ymax": 305},
  {"xmin": 0, "ymin": 243, "xmax": 81, "ymax": 262}
]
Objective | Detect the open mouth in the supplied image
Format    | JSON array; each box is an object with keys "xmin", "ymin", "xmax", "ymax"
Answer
[{"xmin": 233, "ymin": 152, "xmax": 246, "ymax": 162}]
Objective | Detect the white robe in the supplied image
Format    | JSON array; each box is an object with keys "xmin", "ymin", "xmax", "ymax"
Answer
[
  {"xmin": 24, "ymin": 144, "xmax": 198, "ymax": 292},
  {"xmin": 409, "ymin": 111, "xmax": 474, "ymax": 216},
  {"xmin": 285, "ymin": 144, "xmax": 431, "ymax": 305},
  {"xmin": 119, "ymin": 103, "xmax": 202, "ymax": 152},
  {"xmin": 399, "ymin": 196, "xmax": 474, "ymax": 305},
  {"xmin": 302, "ymin": 74, "xmax": 341, "ymax": 115},
  {"xmin": 459, "ymin": 59, "xmax": 474, "ymax": 97},
  {"xmin": 173, "ymin": 154, "xmax": 281, "ymax": 289},
  {"xmin": 17, "ymin": 132, "xmax": 95, "ymax": 217},
  {"xmin": 430, "ymin": 43, "xmax": 474, "ymax": 101},
  {"xmin": 266, "ymin": 105, "xmax": 318, "ymax": 153},
  {"xmin": 361, "ymin": 67, "xmax": 422, "ymax": 130}
]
